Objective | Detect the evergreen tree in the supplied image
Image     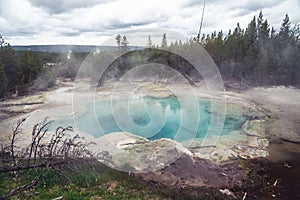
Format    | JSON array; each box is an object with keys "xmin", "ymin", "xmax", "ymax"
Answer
[
  {"xmin": 0, "ymin": 34, "xmax": 56, "ymax": 94},
  {"xmin": 255, "ymin": 47, "xmax": 269, "ymax": 84},
  {"xmin": 256, "ymin": 11, "xmax": 270, "ymax": 47},
  {"xmin": 259, "ymin": 20, "xmax": 270, "ymax": 41},
  {"xmin": 147, "ymin": 35, "xmax": 153, "ymax": 48},
  {"xmin": 230, "ymin": 23, "xmax": 244, "ymax": 60},
  {"xmin": 161, "ymin": 33, "xmax": 167, "ymax": 49},
  {"xmin": 0, "ymin": 34, "xmax": 5, "ymax": 47},
  {"xmin": 245, "ymin": 16, "xmax": 257, "ymax": 45},
  {"xmin": 243, "ymin": 45, "xmax": 256, "ymax": 78},
  {"xmin": 20, "ymin": 51, "xmax": 43, "ymax": 85},
  {"xmin": 279, "ymin": 14, "xmax": 292, "ymax": 42},
  {"xmin": 0, "ymin": 62, "xmax": 8, "ymax": 97},
  {"xmin": 233, "ymin": 23, "xmax": 242, "ymax": 36},
  {"xmin": 257, "ymin": 11, "xmax": 264, "ymax": 35},
  {"xmin": 115, "ymin": 34, "xmax": 121, "ymax": 48},
  {"xmin": 0, "ymin": 43, "xmax": 21, "ymax": 88},
  {"xmin": 200, "ymin": 33, "xmax": 206, "ymax": 44},
  {"xmin": 270, "ymin": 27, "xmax": 276, "ymax": 39},
  {"xmin": 199, "ymin": 11, "xmax": 300, "ymax": 87},
  {"xmin": 292, "ymin": 24, "xmax": 300, "ymax": 45},
  {"xmin": 215, "ymin": 31, "xmax": 224, "ymax": 62},
  {"xmin": 121, "ymin": 35, "xmax": 129, "ymax": 51}
]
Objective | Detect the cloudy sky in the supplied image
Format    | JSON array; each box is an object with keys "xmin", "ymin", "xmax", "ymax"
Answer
[{"xmin": 0, "ymin": 0, "xmax": 299, "ymax": 45}]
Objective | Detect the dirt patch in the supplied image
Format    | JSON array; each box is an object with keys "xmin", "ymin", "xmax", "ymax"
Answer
[{"xmin": 139, "ymin": 154, "xmax": 247, "ymax": 188}]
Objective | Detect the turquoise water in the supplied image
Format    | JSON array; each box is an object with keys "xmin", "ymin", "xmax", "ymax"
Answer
[{"xmin": 53, "ymin": 96, "xmax": 246, "ymax": 142}]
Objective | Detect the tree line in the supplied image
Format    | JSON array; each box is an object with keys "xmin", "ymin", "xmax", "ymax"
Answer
[
  {"xmin": 199, "ymin": 11, "xmax": 300, "ymax": 87},
  {"xmin": 0, "ymin": 35, "xmax": 88, "ymax": 98},
  {"xmin": 1, "ymin": 11, "xmax": 299, "ymax": 98},
  {"xmin": 0, "ymin": 36, "xmax": 52, "ymax": 98},
  {"xmin": 154, "ymin": 11, "xmax": 300, "ymax": 87},
  {"xmin": 108, "ymin": 11, "xmax": 299, "ymax": 88}
]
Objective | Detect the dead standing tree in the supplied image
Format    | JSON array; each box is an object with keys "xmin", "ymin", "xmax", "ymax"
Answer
[
  {"xmin": 0, "ymin": 118, "xmax": 96, "ymax": 199},
  {"xmin": 10, "ymin": 118, "xmax": 26, "ymax": 167},
  {"xmin": 27, "ymin": 118, "xmax": 53, "ymax": 165},
  {"xmin": 197, "ymin": 0, "xmax": 206, "ymax": 42},
  {"xmin": 48, "ymin": 126, "xmax": 73, "ymax": 159}
]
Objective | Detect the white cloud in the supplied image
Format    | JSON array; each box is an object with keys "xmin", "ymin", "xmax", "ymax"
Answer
[{"xmin": 0, "ymin": 0, "xmax": 299, "ymax": 45}]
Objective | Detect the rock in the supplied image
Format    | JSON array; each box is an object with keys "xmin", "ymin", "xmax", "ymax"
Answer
[
  {"xmin": 242, "ymin": 120, "xmax": 266, "ymax": 138},
  {"xmin": 94, "ymin": 132, "xmax": 192, "ymax": 173},
  {"xmin": 219, "ymin": 189, "xmax": 236, "ymax": 198},
  {"xmin": 188, "ymin": 128, "xmax": 269, "ymax": 163}
]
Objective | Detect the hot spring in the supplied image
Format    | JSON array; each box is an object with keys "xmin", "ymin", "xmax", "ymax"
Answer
[{"xmin": 53, "ymin": 96, "xmax": 247, "ymax": 142}]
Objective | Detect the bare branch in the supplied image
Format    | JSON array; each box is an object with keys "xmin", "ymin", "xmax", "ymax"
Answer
[
  {"xmin": 10, "ymin": 118, "xmax": 26, "ymax": 167},
  {"xmin": 2, "ymin": 176, "xmax": 39, "ymax": 199}
]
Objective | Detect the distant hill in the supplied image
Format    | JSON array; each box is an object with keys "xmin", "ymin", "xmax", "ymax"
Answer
[{"xmin": 12, "ymin": 45, "xmax": 143, "ymax": 53}]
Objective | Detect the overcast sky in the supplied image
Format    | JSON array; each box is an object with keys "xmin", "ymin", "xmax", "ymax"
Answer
[{"xmin": 0, "ymin": 0, "xmax": 299, "ymax": 45}]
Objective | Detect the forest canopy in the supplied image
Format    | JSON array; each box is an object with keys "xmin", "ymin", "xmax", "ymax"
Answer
[
  {"xmin": 99, "ymin": 11, "xmax": 300, "ymax": 88},
  {"xmin": 198, "ymin": 11, "xmax": 300, "ymax": 87},
  {"xmin": 0, "ymin": 37, "xmax": 58, "ymax": 98}
]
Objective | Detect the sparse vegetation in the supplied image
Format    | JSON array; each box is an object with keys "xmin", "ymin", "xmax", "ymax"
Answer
[
  {"xmin": 0, "ymin": 118, "xmax": 236, "ymax": 199},
  {"xmin": 1, "ymin": 7, "xmax": 300, "ymax": 200},
  {"xmin": 0, "ymin": 118, "xmax": 292, "ymax": 199},
  {"xmin": 246, "ymin": 121, "xmax": 253, "ymax": 131}
]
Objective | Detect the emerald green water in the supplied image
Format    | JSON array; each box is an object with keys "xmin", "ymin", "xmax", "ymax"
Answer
[{"xmin": 54, "ymin": 96, "xmax": 246, "ymax": 142}]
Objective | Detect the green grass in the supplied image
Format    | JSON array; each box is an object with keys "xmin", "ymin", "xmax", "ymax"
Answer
[
  {"xmin": 246, "ymin": 121, "xmax": 254, "ymax": 131},
  {"xmin": 0, "ymin": 162, "xmax": 168, "ymax": 199},
  {"xmin": 0, "ymin": 161, "xmax": 234, "ymax": 199}
]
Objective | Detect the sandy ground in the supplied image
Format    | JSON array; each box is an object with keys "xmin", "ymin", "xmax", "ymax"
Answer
[
  {"xmin": 241, "ymin": 86, "xmax": 300, "ymax": 143},
  {"xmin": 0, "ymin": 82, "xmax": 300, "ymax": 161},
  {"xmin": 1, "ymin": 81, "xmax": 300, "ymax": 197}
]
